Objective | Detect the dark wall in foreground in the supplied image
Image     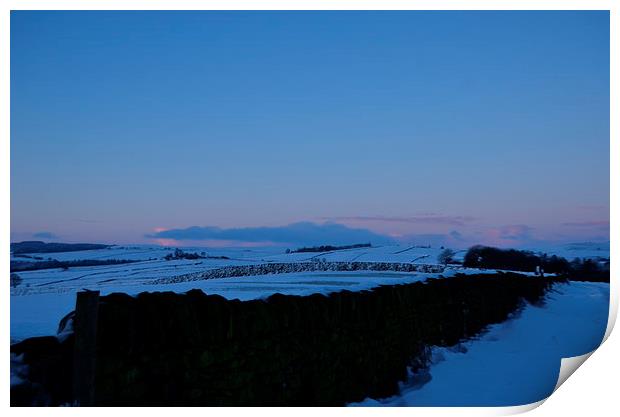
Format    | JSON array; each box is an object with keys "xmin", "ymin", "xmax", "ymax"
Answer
[{"xmin": 12, "ymin": 273, "xmax": 562, "ymax": 406}]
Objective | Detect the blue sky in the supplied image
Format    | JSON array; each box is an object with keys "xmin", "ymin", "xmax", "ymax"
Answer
[{"xmin": 10, "ymin": 11, "xmax": 609, "ymax": 248}]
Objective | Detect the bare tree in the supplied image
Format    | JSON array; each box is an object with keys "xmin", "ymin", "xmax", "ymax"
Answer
[
  {"xmin": 437, "ymin": 249, "xmax": 456, "ymax": 265},
  {"xmin": 10, "ymin": 273, "xmax": 22, "ymax": 288}
]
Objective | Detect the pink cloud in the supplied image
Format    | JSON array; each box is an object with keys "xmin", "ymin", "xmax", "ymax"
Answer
[
  {"xmin": 481, "ymin": 225, "xmax": 534, "ymax": 247},
  {"xmin": 153, "ymin": 238, "xmax": 180, "ymax": 247}
]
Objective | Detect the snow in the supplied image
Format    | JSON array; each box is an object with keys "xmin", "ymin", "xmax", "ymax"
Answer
[
  {"xmin": 10, "ymin": 245, "xmax": 453, "ymax": 340},
  {"xmin": 349, "ymin": 281, "xmax": 609, "ymax": 407},
  {"xmin": 10, "ymin": 243, "xmax": 608, "ymax": 344},
  {"xmin": 530, "ymin": 242, "xmax": 610, "ymax": 261},
  {"xmin": 10, "ymin": 243, "xmax": 610, "ymax": 406},
  {"xmin": 10, "ymin": 270, "xmax": 439, "ymax": 341}
]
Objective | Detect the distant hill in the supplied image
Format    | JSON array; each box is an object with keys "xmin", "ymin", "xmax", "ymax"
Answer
[{"xmin": 10, "ymin": 241, "xmax": 111, "ymax": 254}]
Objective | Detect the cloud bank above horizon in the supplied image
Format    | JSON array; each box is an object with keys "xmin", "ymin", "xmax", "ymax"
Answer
[
  {"xmin": 144, "ymin": 220, "xmax": 610, "ymax": 249},
  {"xmin": 145, "ymin": 222, "xmax": 395, "ymax": 247},
  {"xmin": 10, "ymin": 216, "xmax": 610, "ymax": 249}
]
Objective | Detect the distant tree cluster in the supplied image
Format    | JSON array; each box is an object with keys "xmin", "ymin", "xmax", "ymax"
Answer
[
  {"xmin": 566, "ymin": 258, "xmax": 610, "ymax": 282},
  {"xmin": 465, "ymin": 246, "xmax": 527, "ymax": 272},
  {"xmin": 164, "ymin": 249, "xmax": 207, "ymax": 261},
  {"xmin": 290, "ymin": 243, "xmax": 372, "ymax": 254},
  {"xmin": 463, "ymin": 245, "xmax": 609, "ymax": 282},
  {"xmin": 10, "ymin": 273, "xmax": 22, "ymax": 288},
  {"xmin": 437, "ymin": 249, "xmax": 456, "ymax": 265}
]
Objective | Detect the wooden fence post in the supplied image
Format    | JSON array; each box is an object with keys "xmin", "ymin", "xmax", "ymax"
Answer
[{"xmin": 72, "ymin": 290, "xmax": 100, "ymax": 406}]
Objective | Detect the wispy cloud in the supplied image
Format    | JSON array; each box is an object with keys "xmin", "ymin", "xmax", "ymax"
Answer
[
  {"xmin": 146, "ymin": 222, "xmax": 394, "ymax": 246},
  {"xmin": 562, "ymin": 220, "xmax": 609, "ymax": 228},
  {"xmin": 495, "ymin": 225, "xmax": 532, "ymax": 240},
  {"xmin": 323, "ymin": 215, "xmax": 476, "ymax": 226},
  {"xmin": 576, "ymin": 205, "xmax": 607, "ymax": 211},
  {"xmin": 32, "ymin": 231, "xmax": 58, "ymax": 239},
  {"xmin": 397, "ymin": 233, "xmax": 456, "ymax": 247},
  {"xmin": 482, "ymin": 225, "xmax": 534, "ymax": 246},
  {"xmin": 449, "ymin": 230, "xmax": 464, "ymax": 241}
]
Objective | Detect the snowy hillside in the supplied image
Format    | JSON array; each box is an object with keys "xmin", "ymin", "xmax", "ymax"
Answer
[{"xmin": 9, "ymin": 243, "xmax": 609, "ymax": 342}]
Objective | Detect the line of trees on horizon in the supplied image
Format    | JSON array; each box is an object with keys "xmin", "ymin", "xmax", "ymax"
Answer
[
  {"xmin": 287, "ymin": 243, "xmax": 372, "ymax": 254},
  {"xmin": 10, "ymin": 258, "xmax": 139, "ymax": 273}
]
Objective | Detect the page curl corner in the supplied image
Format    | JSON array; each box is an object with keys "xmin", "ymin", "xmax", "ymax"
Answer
[{"xmin": 553, "ymin": 351, "xmax": 595, "ymax": 393}]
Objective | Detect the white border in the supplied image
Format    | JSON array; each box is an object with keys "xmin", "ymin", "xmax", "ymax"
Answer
[{"xmin": 2, "ymin": 2, "xmax": 616, "ymax": 416}]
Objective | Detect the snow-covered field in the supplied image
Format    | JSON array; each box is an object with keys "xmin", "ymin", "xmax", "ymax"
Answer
[
  {"xmin": 11, "ymin": 270, "xmax": 449, "ymax": 341},
  {"xmin": 350, "ymin": 281, "xmax": 610, "ymax": 407},
  {"xmin": 10, "ymin": 244, "xmax": 455, "ymax": 341},
  {"xmin": 10, "ymin": 242, "xmax": 609, "ymax": 343},
  {"xmin": 9, "ymin": 242, "xmax": 611, "ymax": 406},
  {"xmin": 533, "ymin": 241, "xmax": 610, "ymax": 261}
]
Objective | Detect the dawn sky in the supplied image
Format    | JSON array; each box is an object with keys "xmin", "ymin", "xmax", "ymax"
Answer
[{"xmin": 11, "ymin": 11, "xmax": 610, "ymax": 248}]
